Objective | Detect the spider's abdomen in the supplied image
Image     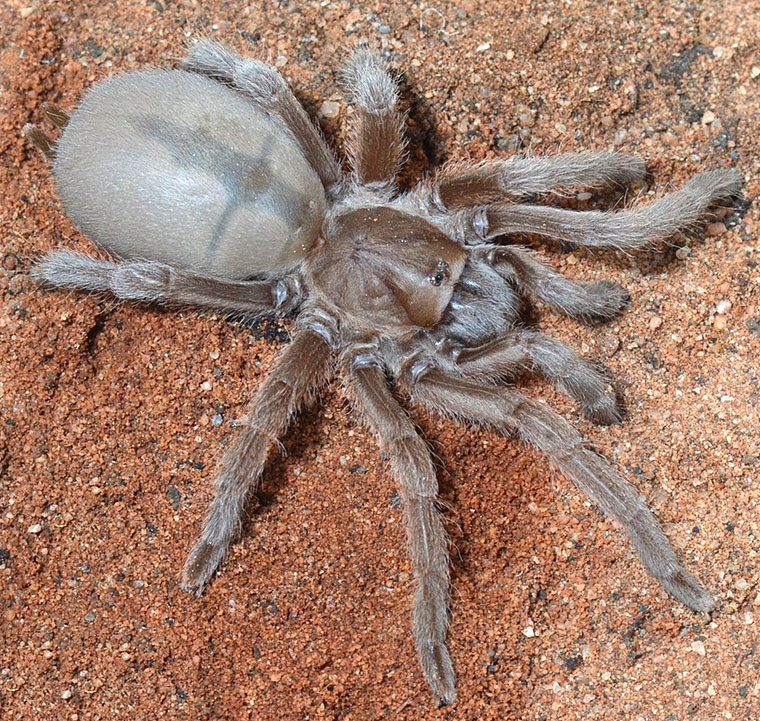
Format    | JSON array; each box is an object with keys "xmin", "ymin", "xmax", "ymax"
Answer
[{"xmin": 53, "ymin": 69, "xmax": 326, "ymax": 278}]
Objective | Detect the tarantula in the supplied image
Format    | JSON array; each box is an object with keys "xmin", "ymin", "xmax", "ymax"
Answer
[{"xmin": 25, "ymin": 40, "xmax": 740, "ymax": 704}]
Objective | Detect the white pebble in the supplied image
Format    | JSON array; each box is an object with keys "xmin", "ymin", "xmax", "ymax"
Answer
[
  {"xmin": 522, "ymin": 626, "xmax": 535, "ymax": 638},
  {"xmin": 28, "ymin": 523, "xmax": 42, "ymax": 534},
  {"xmin": 715, "ymin": 300, "xmax": 732, "ymax": 315},
  {"xmin": 675, "ymin": 246, "xmax": 691, "ymax": 260},
  {"xmin": 319, "ymin": 101, "xmax": 341, "ymax": 119},
  {"xmin": 691, "ymin": 640, "xmax": 706, "ymax": 656}
]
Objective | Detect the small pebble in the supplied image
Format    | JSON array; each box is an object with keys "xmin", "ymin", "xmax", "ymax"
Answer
[
  {"xmin": 576, "ymin": 191, "xmax": 592, "ymax": 201},
  {"xmin": 649, "ymin": 315, "xmax": 663, "ymax": 331},
  {"xmin": 713, "ymin": 315, "xmax": 728, "ymax": 331},
  {"xmin": 691, "ymin": 640, "xmax": 706, "ymax": 656},
  {"xmin": 166, "ymin": 485, "xmax": 181, "ymax": 508},
  {"xmin": 476, "ymin": 42, "xmax": 491, "ymax": 52},
  {"xmin": 497, "ymin": 135, "xmax": 520, "ymax": 151},
  {"xmin": 675, "ymin": 246, "xmax": 691, "ymax": 259},
  {"xmin": 319, "ymin": 101, "xmax": 340, "ymax": 119},
  {"xmin": 28, "ymin": 523, "xmax": 42, "ymax": 534},
  {"xmin": 701, "ymin": 110, "xmax": 716, "ymax": 125},
  {"xmin": 705, "ymin": 221, "xmax": 727, "ymax": 237},
  {"xmin": 751, "ymin": 66, "xmax": 760, "ymax": 79},
  {"xmin": 715, "ymin": 300, "xmax": 732, "ymax": 315},
  {"xmin": 61, "ymin": 689, "xmax": 72, "ymax": 700},
  {"xmin": 522, "ymin": 626, "xmax": 535, "ymax": 638},
  {"xmin": 518, "ymin": 112, "xmax": 535, "ymax": 128}
]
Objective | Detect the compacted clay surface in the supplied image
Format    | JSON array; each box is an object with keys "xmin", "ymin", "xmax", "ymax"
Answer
[{"xmin": 2, "ymin": 1, "xmax": 759, "ymax": 719}]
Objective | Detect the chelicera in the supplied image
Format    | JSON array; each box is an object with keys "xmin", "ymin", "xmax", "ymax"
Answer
[{"xmin": 25, "ymin": 40, "xmax": 741, "ymax": 704}]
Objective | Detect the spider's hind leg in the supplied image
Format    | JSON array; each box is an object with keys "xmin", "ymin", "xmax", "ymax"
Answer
[
  {"xmin": 33, "ymin": 251, "xmax": 300, "ymax": 315},
  {"xmin": 182, "ymin": 39, "xmax": 342, "ymax": 191}
]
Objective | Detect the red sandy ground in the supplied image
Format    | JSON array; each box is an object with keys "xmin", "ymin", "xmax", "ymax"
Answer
[{"xmin": 1, "ymin": 1, "xmax": 759, "ymax": 719}]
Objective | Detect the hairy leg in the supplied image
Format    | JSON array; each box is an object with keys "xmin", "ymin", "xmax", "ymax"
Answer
[
  {"xmin": 346, "ymin": 355, "xmax": 454, "ymax": 705},
  {"xmin": 433, "ymin": 152, "xmax": 646, "ymax": 210},
  {"xmin": 182, "ymin": 39, "xmax": 342, "ymax": 192},
  {"xmin": 410, "ymin": 367, "xmax": 714, "ymax": 612},
  {"xmin": 481, "ymin": 244, "xmax": 630, "ymax": 322},
  {"xmin": 23, "ymin": 123, "xmax": 57, "ymax": 161},
  {"xmin": 43, "ymin": 102, "xmax": 69, "ymax": 128},
  {"xmin": 342, "ymin": 48, "xmax": 406, "ymax": 188},
  {"xmin": 183, "ymin": 327, "xmax": 333, "ymax": 592},
  {"xmin": 453, "ymin": 328, "xmax": 621, "ymax": 424},
  {"xmin": 476, "ymin": 169, "xmax": 741, "ymax": 249},
  {"xmin": 33, "ymin": 251, "xmax": 301, "ymax": 315},
  {"xmin": 23, "ymin": 105, "xmax": 69, "ymax": 161}
]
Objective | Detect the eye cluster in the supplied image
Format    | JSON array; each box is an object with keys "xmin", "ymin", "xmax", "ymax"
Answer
[{"xmin": 429, "ymin": 259, "xmax": 450, "ymax": 286}]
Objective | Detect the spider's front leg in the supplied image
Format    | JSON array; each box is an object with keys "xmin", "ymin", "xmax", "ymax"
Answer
[
  {"xmin": 182, "ymin": 323, "xmax": 333, "ymax": 592},
  {"xmin": 407, "ymin": 366, "xmax": 714, "ymax": 613},
  {"xmin": 182, "ymin": 39, "xmax": 342, "ymax": 192},
  {"xmin": 479, "ymin": 244, "xmax": 630, "ymax": 323},
  {"xmin": 33, "ymin": 252, "xmax": 302, "ymax": 315},
  {"xmin": 345, "ymin": 353, "xmax": 455, "ymax": 705}
]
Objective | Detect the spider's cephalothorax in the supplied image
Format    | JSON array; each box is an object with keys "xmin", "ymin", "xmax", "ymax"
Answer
[{"xmin": 26, "ymin": 40, "xmax": 741, "ymax": 705}]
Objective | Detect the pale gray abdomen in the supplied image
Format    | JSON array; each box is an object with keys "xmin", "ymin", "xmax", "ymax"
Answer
[{"xmin": 53, "ymin": 69, "xmax": 326, "ymax": 278}]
